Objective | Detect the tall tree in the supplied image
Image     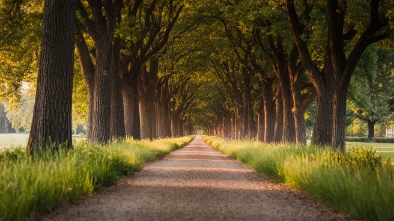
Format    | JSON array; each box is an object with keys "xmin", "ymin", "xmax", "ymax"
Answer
[
  {"xmin": 285, "ymin": 0, "xmax": 392, "ymax": 151},
  {"xmin": 28, "ymin": 0, "xmax": 75, "ymax": 154},
  {"xmin": 348, "ymin": 45, "xmax": 394, "ymax": 137},
  {"xmin": 76, "ymin": 0, "xmax": 120, "ymax": 143}
]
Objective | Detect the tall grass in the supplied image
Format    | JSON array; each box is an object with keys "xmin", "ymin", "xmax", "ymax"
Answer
[
  {"xmin": 203, "ymin": 136, "xmax": 394, "ymax": 221},
  {"xmin": 0, "ymin": 136, "xmax": 194, "ymax": 221}
]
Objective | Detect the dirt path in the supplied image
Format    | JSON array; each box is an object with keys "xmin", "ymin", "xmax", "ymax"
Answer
[{"xmin": 40, "ymin": 136, "xmax": 349, "ymax": 221}]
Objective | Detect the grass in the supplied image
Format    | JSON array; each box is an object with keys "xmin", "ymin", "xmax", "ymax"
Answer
[
  {"xmin": 0, "ymin": 136, "xmax": 194, "ymax": 221},
  {"xmin": 346, "ymin": 141, "xmax": 394, "ymax": 159},
  {"xmin": 203, "ymin": 136, "xmax": 394, "ymax": 221}
]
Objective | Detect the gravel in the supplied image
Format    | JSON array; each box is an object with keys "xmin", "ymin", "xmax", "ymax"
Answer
[{"xmin": 39, "ymin": 136, "xmax": 351, "ymax": 221}]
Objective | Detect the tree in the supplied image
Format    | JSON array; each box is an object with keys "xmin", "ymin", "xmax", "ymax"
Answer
[
  {"xmin": 348, "ymin": 45, "xmax": 394, "ymax": 137},
  {"xmin": 76, "ymin": 0, "xmax": 119, "ymax": 143},
  {"xmin": 27, "ymin": 0, "xmax": 75, "ymax": 154},
  {"xmin": 285, "ymin": 0, "xmax": 393, "ymax": 151},
  {"xmin": 0, "ymin": 103, "xmax": 15, "ymax": 133},
  {"xmin": 5, "ymin": 91, "xmax": 34, "ymax": 132},
  {"xmin": 0, "ymin": 0, "xmax": 42, "ymax": 104}
]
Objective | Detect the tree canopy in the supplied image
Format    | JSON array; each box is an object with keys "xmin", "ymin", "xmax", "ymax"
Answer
[{"xmin": 1, "ymin": 0, "xmax": 394, "ymax": 152}]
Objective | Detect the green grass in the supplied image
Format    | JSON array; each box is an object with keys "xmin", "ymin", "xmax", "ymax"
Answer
[
  {"xmin": 203, "ymin": 136, "xmax": 394, "ymax": 221},
  {"xmin": 0, "ymin": 136, "xmax": 194, "ymax": 221},
  {"xmin": 346, "ymin": 141, "xmax": 394, "ymax": 160}
]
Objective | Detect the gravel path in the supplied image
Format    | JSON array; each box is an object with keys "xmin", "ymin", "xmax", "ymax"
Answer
[{"xmin": 40, "ymin": 136, "xmax": 349, "ymax": 221}]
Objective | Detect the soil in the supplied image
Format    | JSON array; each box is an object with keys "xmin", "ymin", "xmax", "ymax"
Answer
[{"xmin": 38, "ymin": 136, "xmax": 351, "ymax": 221}]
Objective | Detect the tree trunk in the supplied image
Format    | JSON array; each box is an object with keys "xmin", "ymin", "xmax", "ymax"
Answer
[
  {"xmin": 262, "ymin": 79, "xmax": 276, "ymax": 143},
  {"xmin": 89, "ymin": 38, "xmax": 112, "ymax": 143},
  {"xmin": 155, "ymin": 99, "xmax": 163, "ymax": 137},
  {"xmin": 110, "ymin": 36, "xmax": 125, "ymax": 139},
  {"xmin": 280, "ymin": 79, "xmax": 296, "ymax": 143},
  {"xmin": 293, "ymin": 110, "xmax": 307, "ymax": 145},
  {"xmin": 122, "ymin": 74, "xmax": 141, "ymax": 139},
  {"xmin": 171, "ymin": 112, "xmax": 181, "ymax": 137},
  {"xmin": 311, "ymin": 90, "xmax": 334, "ymax": 146},
  {"xmin": 274, "ymin": 89, "xmax": 283, "ymax": 143},
  {"xmin": 28, "ymin": 0, "xmax": 75, "ymax": 154},
  {"xmin": 332, "ymin": 88, "xmax": 348, "ymax": 153},
  {"xmin": 162, "ymin": 101, "xmax": 172, "ymax": 137},
  {"xmin": 367, "ymin": 119, "xmax": 375, "ymax": 138},
  {"xmin": 257, "ymin": 101, "xmax": 265, "ymax": 142},
  {"xmin": 138, "ymin": 58, "xmax": 159, "ymax": 139},
  {"xmin": 291, "ymin": 87, "xmax": 316, "ymax": 145},
  {"xmin": 237, "ymin": 103, "xmax": 244, "ymax": 139}
]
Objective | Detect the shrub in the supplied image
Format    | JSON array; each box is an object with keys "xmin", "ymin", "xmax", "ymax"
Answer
[{"xmin": 345, "ymin": 137, "xmax": 394, "ymax": 143}]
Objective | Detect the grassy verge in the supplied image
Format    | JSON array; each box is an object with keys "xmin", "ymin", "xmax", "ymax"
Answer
[
  {"xmin": 0, "ymin": 136, "xmax": 194, "ymax": 221},
  {"xmin": 203, "ymin": 136, "xmax": 394, "ymax": 221}
]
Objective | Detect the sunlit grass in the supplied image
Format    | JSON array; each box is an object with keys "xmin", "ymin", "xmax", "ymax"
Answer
[
  {"xmin": 0, "ymin": 136, "xmax": 194, "ymax": 221},
  {"xmin": 204, "ymin": 136, "xmax": 394, "ymax": 221},
  {"xmin": 346, "ymin": 142, "xmax": 394, "ymax": 160}
]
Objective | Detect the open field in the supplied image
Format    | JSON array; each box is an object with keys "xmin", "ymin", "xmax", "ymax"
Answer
[
  {"xmin": 305, "ymin": 139, "xmax": 394, "ymax": 159},
  {"xmin": 0, "ymin": 134, "xmax": 86, "ymax": 150},
  {"xmin": 0, "ymin": 133, "xmax": 29, "ymax": 149},
  {"xmin": 346, "ymin": 141, "xmax": 394, "ymax": 159}
]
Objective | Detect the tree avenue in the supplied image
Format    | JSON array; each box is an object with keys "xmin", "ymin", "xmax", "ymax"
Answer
[{"xmin": 0, "ymin": 0, "xmax": 393, "ymax": 154}]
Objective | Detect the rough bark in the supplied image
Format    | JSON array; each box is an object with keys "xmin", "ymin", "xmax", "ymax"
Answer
[
  {"xmin": 311, "ymin": 83, "xmax": 334, "ymax": 146},
  {"xmin": 122, "ymin": 73, "xmax": 141, "ymax": 139},
  {"xmin": 110, "ymin": 36, "xmax": 125, "ymax": 139},
  {"xmin": 138, "ymin": 57, "xmax": 159, "ymax": 139},
  {"xmin": 90, "ymin": 38, "xmax": 112, "ymax": 143},
  {"xmin": 28, "ymin": 0, "xmax": 75, "ymax": 154},
  {"xmin": 332, "ymin": 85, "xmax": 351, "ymax": 152},
  {"xmin": 77, "ymin": 0, "xmax": 118, "ymax": 144}
]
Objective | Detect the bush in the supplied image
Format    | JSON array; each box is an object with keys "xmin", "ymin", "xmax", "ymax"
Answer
[
  {"xmin": 345, "ymin": 137, "xmax": 394, "ymax": 143},
  {"xmin": 327, "ymin": 147, "xmax": 390, "ymax": 170}
]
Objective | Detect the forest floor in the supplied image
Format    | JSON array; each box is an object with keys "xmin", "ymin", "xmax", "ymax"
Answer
[{"xmin": 37, "ymin": 136, "xmax": 350, "ymax": 221}]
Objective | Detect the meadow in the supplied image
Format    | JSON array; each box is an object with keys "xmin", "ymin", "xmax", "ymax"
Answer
[
  {"xmin": 203, "ymin": 136, "xmax": 394, "ymax": 221},
  {"xmin": 0, "ymin": 133, "xmax": 29, "ymax": 149},
  {"xmin": 0, "ymin": 135, "xmax": 194, "ymax": 221}
]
